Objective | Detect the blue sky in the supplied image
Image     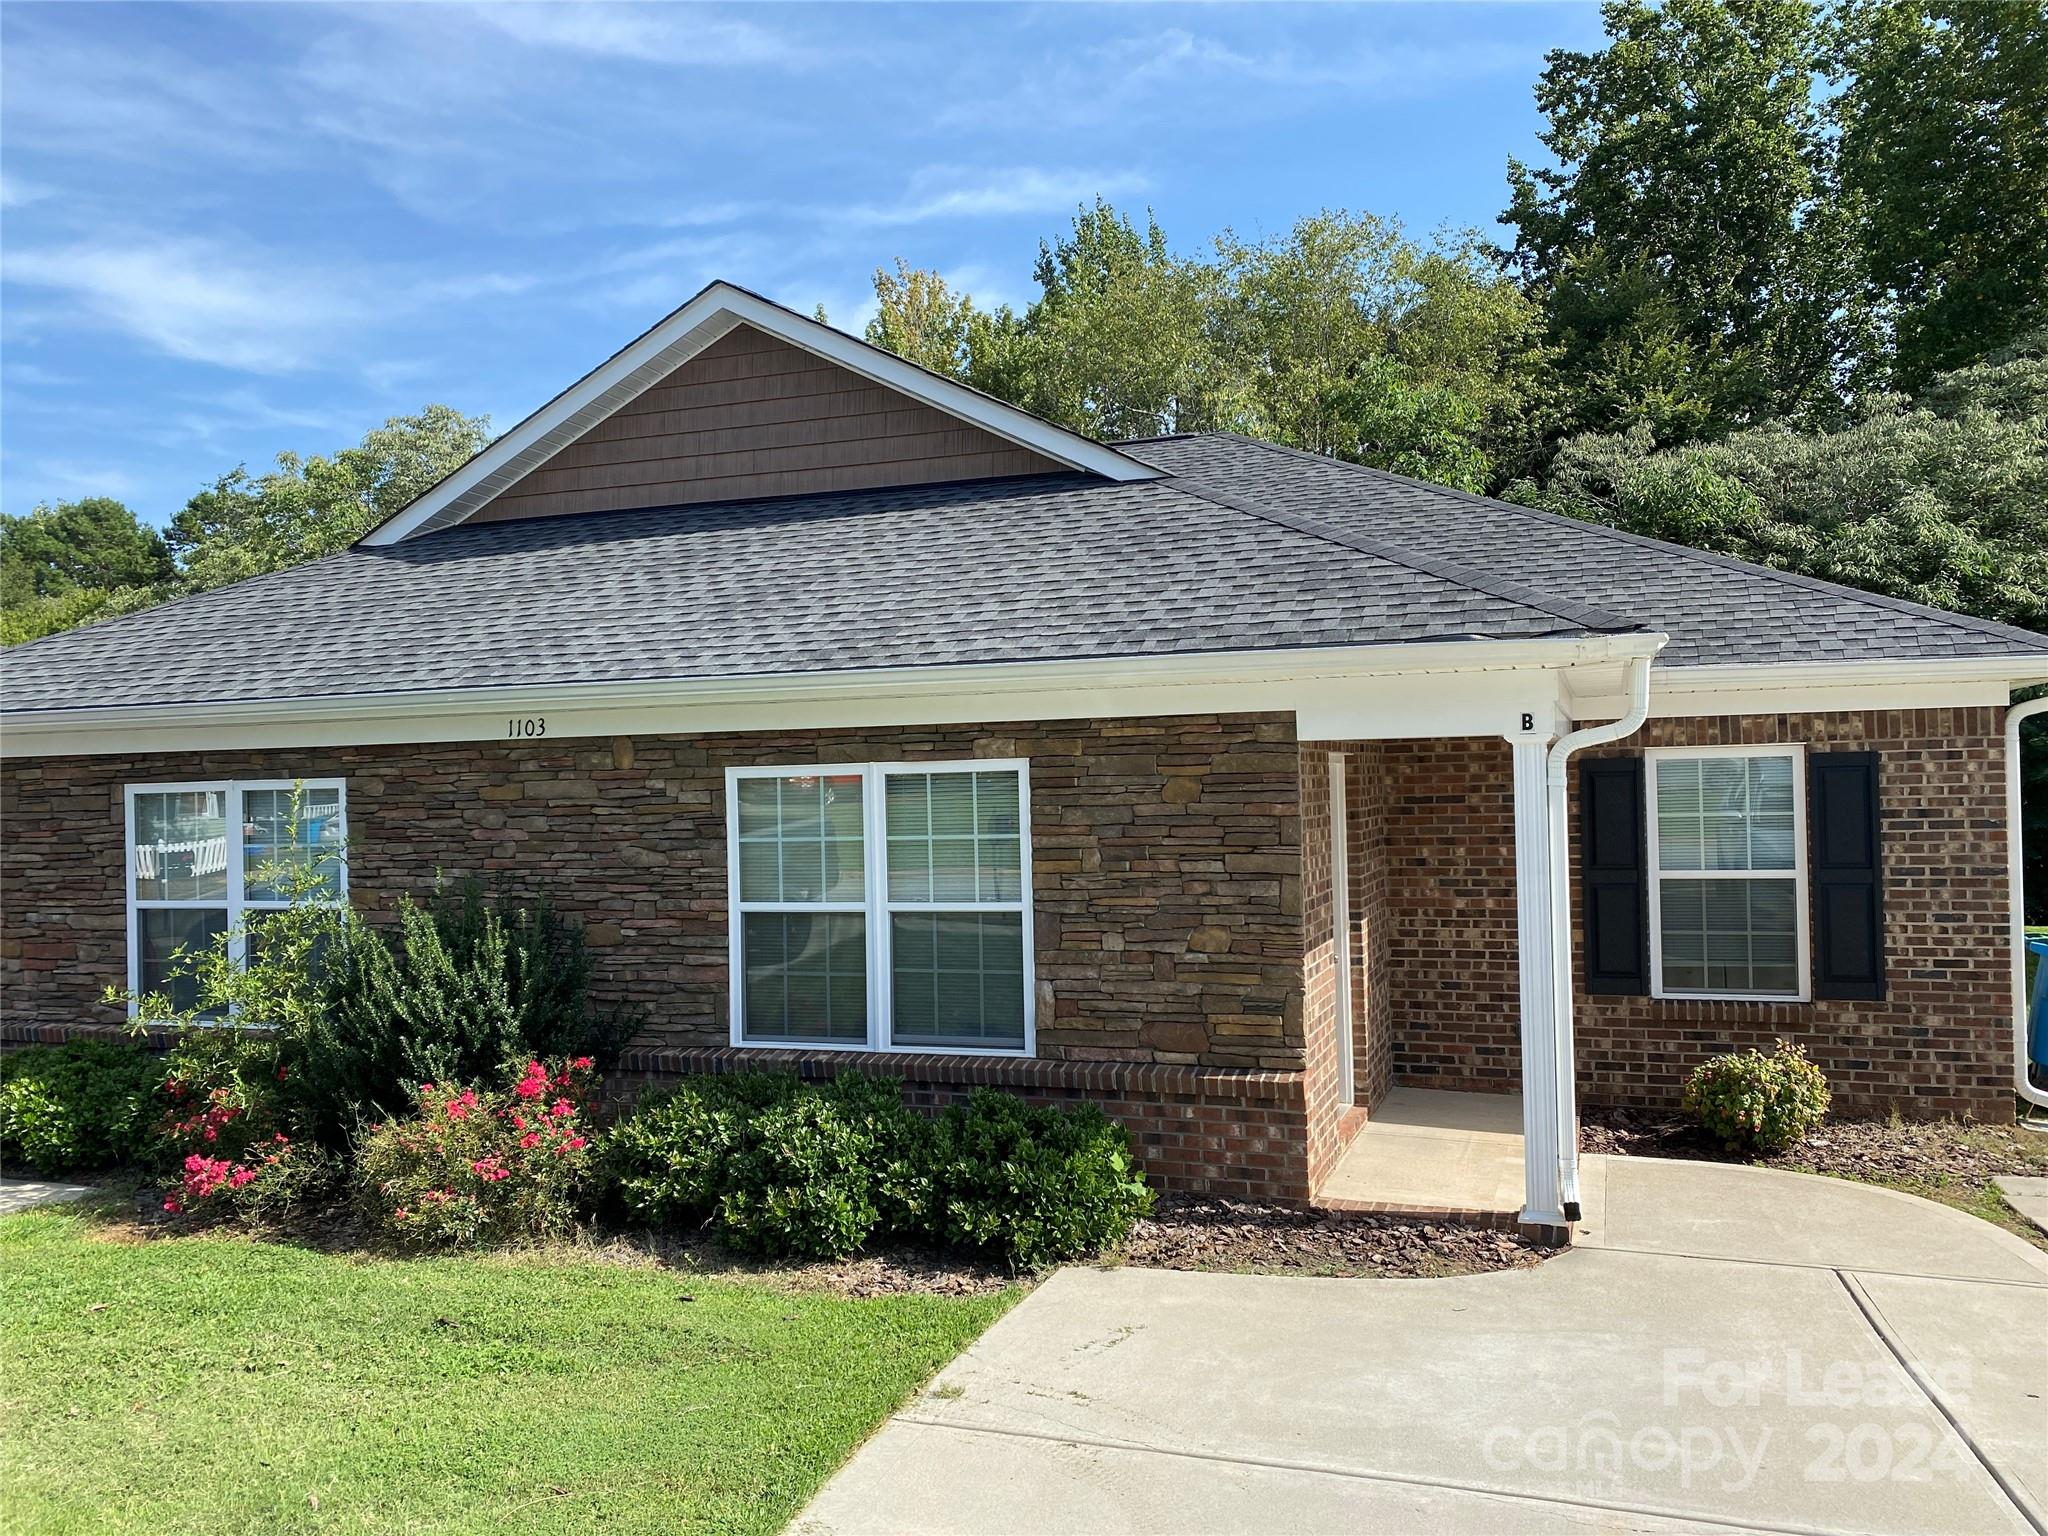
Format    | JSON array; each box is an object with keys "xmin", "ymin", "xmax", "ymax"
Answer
[{"xmin": 0, "ymin": 2, "xmax": 1604, "ymax": 525}]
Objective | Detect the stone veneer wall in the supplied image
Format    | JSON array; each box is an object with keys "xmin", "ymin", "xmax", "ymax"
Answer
[
  {"xmin": 0, "ymin": 714, "xmax": 1306, "ymax": 1073},
  {"xmin": 5, "ymin": 712, "xmax": 1335, "ymax": 1199},
  {"xmin": 1378, "ymin": 710, "xmax": 2013, "ymax": 1120}
]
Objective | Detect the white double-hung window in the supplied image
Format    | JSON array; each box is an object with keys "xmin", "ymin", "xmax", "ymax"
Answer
[
  {"xmin": 1645, "ymin": 746, "xmax": 1807, "ymax": 1001},
  {"xmin": 126, "ymin": 781, "xmax": 348, "ymax": 1013},
  {"xmin": 726, "ymin": 760, "xmax": 1033, "ymax": 1055}
]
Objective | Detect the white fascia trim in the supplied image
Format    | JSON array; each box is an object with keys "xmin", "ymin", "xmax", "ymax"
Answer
[
  {"xmin": 362, "ymin": 283, "xmax": 1158, "ymax": 546},
  {"xmin": 0, "ymin": 633, "xmax": 1667, "ymax": 757},
  {"xmin": 1567, "ymin": 655, "xmax": 2048, "ymax": 720}
]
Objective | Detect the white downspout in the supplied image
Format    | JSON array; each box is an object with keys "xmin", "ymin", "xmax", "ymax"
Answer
[
  {"xmin": 1545, "ymin": 650, "xmax": 1660, "ymax": 1214},
  {"xmin": 2008, "ymin": 696, "xmax": 2048, "ymax": 1111}
]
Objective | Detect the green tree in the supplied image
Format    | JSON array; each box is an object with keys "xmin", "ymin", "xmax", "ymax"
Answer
[
  {"xmin": 1832, "ymin": 0, "xmax": 2048, "ymax": 392},
  {"xmin": 1505, "ymin": 0, "xmax": 1851, "ymax": 444},
  {"xmin": 0, "ymin": 497, "xmax": 171, "ymax": 605},
  {"xmin": 972, "ymin": 200, "xmax": 1223, "ymax": 441},
  {"xmin": 167, "ymin": 404, "xmax": 491, "ymax": 592},
  {"xmin": 1507, "ymin": 332, "xmax": 2048, "ymax": 632},
  {"xmin": 1213, "ymin": 213, "xmax": 1548, "ymax": 489},
  {"xmin": 0, "ymin": 497, "xmax": 173, "ymax": 646},
  {"xmin": 864, "ymin": 259, "xmax": 978, "ymax": 379}
]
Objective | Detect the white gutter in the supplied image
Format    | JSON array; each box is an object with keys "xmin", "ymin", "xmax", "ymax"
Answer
[
  {"xmin": 1546, "ymin": 650, "xmax": 1659, "ymax": 1214},
  {"xmin": 2008, "ymin": 696, "xmax": 2048, "ymax": 1111}
]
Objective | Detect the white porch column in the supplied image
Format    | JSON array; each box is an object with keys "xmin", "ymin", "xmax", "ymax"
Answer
[{"xmin": 1509, "ymin": 730, "xmax": 1566, "ymax": 1230}]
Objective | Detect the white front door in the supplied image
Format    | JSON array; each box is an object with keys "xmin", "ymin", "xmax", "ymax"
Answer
[{"xmin": 1330, "ymin": 752, "xmax": 1355, "ymax": 1108}]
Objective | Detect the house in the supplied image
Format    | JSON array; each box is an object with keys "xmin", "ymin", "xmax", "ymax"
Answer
[{"xmin": 5, "ymin": 280, "xmax": 2043, "ymax": 1239}]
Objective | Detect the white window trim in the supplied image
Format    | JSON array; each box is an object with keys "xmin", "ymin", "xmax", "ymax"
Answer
[
  {"xmin": 124, "ymin": 779, "xmax": 350, "ymax": 1015},
  {"xmin": 1644, "ymin": 744, "xmax": 1810, "ymax": 1004},
  {"xmin": 724, "ymin": 759, "xmax": 1035, "ymax": 1058}
]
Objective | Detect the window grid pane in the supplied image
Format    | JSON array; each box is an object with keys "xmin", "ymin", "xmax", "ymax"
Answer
[
  {"xmin": 1656, "ymin": 754, "xmax": 1796, "ymax": 875},
  {"xmin": 737, "ymin": 773, "xmax": 865, "ymax": 903},
  {"xmin": 242, "ymin": 787, "xmax": 344, "ymax": 903},
  {"xmin": 1658, "ymin": 876, "xmax": 1799, "ymax": 995},
  {"xmin": 886, "ymin": 770, "xmax": 1023, "ymax": 905},
  {"xmin": 741, "ymin": 912, "xmax": 868, "ymax": 1043},
  {"xmin": 133, "ymin": 791, "xmax": 229, "ymax": 902},
  {"xmin": 889, "ymin": 911, "xmax": 1025, "ymax": 1049}
]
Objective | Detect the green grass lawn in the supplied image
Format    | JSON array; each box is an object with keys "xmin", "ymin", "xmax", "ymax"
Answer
[{"xmin": 0, "ymin": 1206, "xmax": 1015, "ymax": 1535}]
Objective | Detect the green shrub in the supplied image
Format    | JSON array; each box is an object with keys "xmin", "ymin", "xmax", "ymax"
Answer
[
  {"xmin": 715, "ymin": 1091, "xmax": 882, "ymax": 1259},
  {"xmin": 604, "ymin": 1073, "xmax": 1151, "ymax": 1267},
  {"xmin": 292, "ymin": 885, "xmax": 634, "ymax": 1145},
  {"xmin": 1683, "ymin": 1041, "xmax": 1831, "ymax": 1154},
  {"xmin": 929, "ymin": 1092, "xmax": 1153, "ymax": 1268},
  {"xmin": 355, "ymin": 1061, "xmax": 596, "ymax": 1249},
  {"xmin": 606, "ymin": 1072, "xmax": 924, "ymax": 1260},
  {"xmin": 0, "ymin": 1040, "xmax": 160, "ymax": 1175},
  {"xmin": 605, "ymin": 1071, "xmax": 806, "ymax": 1229}
]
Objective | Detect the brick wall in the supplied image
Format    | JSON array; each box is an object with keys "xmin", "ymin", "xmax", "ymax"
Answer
[
  {"xmin": 1377, "ymin": 711, "xmax": 2014, "ymax": 1120},
  {"xmin": 1381, "ymin": 737, "xmax": 1523, "ymax": 1092},
  {"xmin": 611, "ymin": 1045, "xmax": 1319, "ymax": 1201},
  {"xmin": 1347, "ymin": 743, "xmax": 1396, "ymax": 1110},
  {"xmin": 0, "ymin": 714, "xmax": 1306, "ymax": 1072},
  {"xmin": 1573, "ymin": 709, "xmax": 2012, "ymax": 1119}
]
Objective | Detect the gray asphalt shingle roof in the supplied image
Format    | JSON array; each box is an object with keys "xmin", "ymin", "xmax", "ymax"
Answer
[
  {"xmin": 2, "ymin": 471, "xmax": 1622, "ymax": 713},
  {"xmin": 1122, "ymin": 433, "xmax": 2048, "ymax": 670},
  {"xmin": 6, "ymin": 432, "xmax": 2042, "ymax": 715}
]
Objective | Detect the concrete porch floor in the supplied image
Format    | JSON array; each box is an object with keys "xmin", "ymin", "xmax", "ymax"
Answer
[{"xmin": 1316, "ymin": 1086, "xmax": 1525, "ymax": 1219}]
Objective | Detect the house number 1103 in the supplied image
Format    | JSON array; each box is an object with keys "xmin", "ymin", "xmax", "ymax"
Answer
[{"xmin": 506, "ymin": 717, "xmax": 546, "ymax": 739}]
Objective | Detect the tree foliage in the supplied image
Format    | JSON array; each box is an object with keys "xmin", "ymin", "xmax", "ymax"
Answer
[
  {"xmin": 866, "ymin": 204, "xmax": 1546, "ymax": 490},
  {"xmin": 167, "ymin": 404, "xmax": 492, "ymax": 593},
  {"xmin": 2, "ymin": 406, "xmax": 490, "ymax": 645},
  {"xmin": 1831, "ymin": 0, "xmax": 2048, "ymax": 392},
  {"xmin": 1508, "ymin": 335, "xmax": 2048, "ymax": 632},
  {"xmin": 1504, "ymin": 0, "xmax": 1853, "ymax": 445}
]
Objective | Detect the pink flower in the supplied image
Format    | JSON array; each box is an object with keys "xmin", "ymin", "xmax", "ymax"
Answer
[
  {"xmin": 513, "ymin": 1076, "xmax": 546, "ymax": 1101},
  {"xmin": 571, "ymin": 1056, "xmax": 593, "ymax": 1071},
  {"xmin": 519, "ymin": 1133, "xmax": 541, "ymax": 1149},
  {"xmin": 446, "ymin": 1099, "xmax": 470, "ymax": 1121},
  {"xmin": 162, "ymin": 1197, "xmax": 182, "ymax": 1214},
  {"xmin": 549, "ymin": 1099, "xmax": 573, "ymax": 1119}
]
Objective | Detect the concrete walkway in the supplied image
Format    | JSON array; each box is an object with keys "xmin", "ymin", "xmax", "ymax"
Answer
[
  {"xmin": 798, "ymin": 1157, "xmax": 2048, "ymax": 1536},
  {"xmin": 0, "ymin": 1177, "xmax": 97, "ymax": 1215}
]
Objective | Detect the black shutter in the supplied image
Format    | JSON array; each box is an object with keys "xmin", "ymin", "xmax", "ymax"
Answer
[
  {"xmin": 1580, "ymin": 757, "xmax": 1649, "ymax": 995},
  {"xmin": 1810, "ymin": 751, "xmax": 1885, "ymax": 1000}
]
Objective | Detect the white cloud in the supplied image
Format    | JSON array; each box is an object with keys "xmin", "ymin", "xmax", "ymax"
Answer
[
  {"xmin": 0, "ymin": 172, "xmax": 53, "ymax": 209},
  {"xmin": 468, "ymin": 2, "xmax": 804, "ymax": 67},
  {"xmin": 839, "ymin": 166, "xmax": 1151, "ymax": 227},
  {"xmin": 3, "ymin": 240, "xmax": 364, "ymax": 374},
  {"xmin": 24, "ymin": 458, "xmax": 141, "ymax": 500},
  {"xmin": 1, "ymin": 237, "xmax": 544, "ymax": 377}
]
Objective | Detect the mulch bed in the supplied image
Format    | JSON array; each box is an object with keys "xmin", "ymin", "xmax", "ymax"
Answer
[
  {"xmin": 1579, "ymin": 1104, "xmax": 2048, "ymax": 1183},
  {"xmin": 1114, "ymin": 1193, "xmax": 1550, "ymax": 1278}
]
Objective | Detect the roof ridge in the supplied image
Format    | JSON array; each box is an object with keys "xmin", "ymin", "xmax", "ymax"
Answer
[
  {"xmin": 1201, "ymin": 431, "xmax": 2048, "ymax": 654},
  {"xmin": 1161, "ymin": 472, "xmax": 1640, "ymax": 637}
]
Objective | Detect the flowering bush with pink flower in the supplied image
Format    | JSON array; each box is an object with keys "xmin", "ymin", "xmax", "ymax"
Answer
[{"xmin": 355, "ymin": 1059, "xmax": 596, "ymax": 1248}]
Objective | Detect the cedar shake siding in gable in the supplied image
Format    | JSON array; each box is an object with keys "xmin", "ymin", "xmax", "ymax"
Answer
[
  {"xmin": 465, "ymin": 325, "xmax": 1066, "ymax": 523},
  {"xmin": 0, "ymin": 714, "xmax": 1304, "ymax": 1073}
]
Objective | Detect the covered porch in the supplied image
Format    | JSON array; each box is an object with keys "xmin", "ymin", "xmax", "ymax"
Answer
[{"xmin": 1315, "ymin": 1086, "xmax": 1526, "ymax": 1225}]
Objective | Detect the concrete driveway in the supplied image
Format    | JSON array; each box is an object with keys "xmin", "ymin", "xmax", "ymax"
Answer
[{"xmin": 798, "ymin": 1156, "xmax": 2048, "ymax": 1535}]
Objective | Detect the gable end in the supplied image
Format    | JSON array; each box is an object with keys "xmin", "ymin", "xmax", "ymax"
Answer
[{"xmin": 465, "ymin": 324, "xmax": 1065, "ymax": 524}]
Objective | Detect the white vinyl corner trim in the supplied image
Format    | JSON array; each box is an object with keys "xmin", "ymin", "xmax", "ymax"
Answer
[{"xmin": 361, "ymin": 281, "xmax": 1160, "ymax": 545}]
